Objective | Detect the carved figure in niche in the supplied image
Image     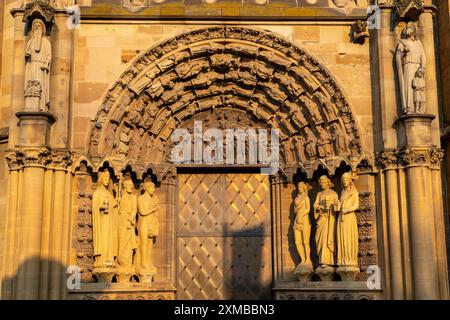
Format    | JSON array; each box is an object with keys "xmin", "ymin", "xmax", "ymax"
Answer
[
  {"xmin": 293, "ymin": 135, "xmax": 307, "ymax": 163},
  {"xmin": 315, "ymin": 92, "xmax": 336, "ymax": 122},
  {"xmin": 282, "ymin": 139, "xmax": 295, "ymax": 165},
  {"xmin": 117, "ymin": 126, "xmax": 132, "ymax": 156},
  {"xmin": 314, "ymin": 176, "xmax": 340, "ymax": 274},
  {"xmin": 294, "ymin": 182, "xmax": 314, "ymax": 277},
  {"xmin": 300, "ymin": 95, "xmax": 323, "ymax": 124},
  {"xmin": 317, "ymin": 126, "xmax": 334, "ymax": 158},
  {"xmin": 137, "ymin": 180, "xmax": 160, "ymax": 275},
  {"xmin": 92, "ymin": 171, "xmax": 118, "ymax": 269},
  {"xmin": 25, "ymin": 19, "xmax": 51, "ymax": 112},
  {"xmin": 336, "ymin": 172, "xmax": 360, "ymax": 280},
  {"xmin": 395, "ymin": 22, "xmax": 426, "ymax": 114},
  {"xmin": 304, "ymin": 127, "xmax": 317, "ymax": 160},
  {"xmin": 332, "ymin": 123, "xmax": 349, "ymax": 155},
  {"xmin": 117, "ymin": 179, "xmax": 138, "ymax": 270},
  {"xmin": 413, "ymin": 67, "xmax": 426, "ymax": 114}
]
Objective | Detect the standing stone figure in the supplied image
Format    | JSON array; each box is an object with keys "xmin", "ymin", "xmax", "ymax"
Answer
[
  {"xmin": 137, "ymin": 180, "xmax": 160, "ymax": 277},
  {"xmin": 117, "ymin": 179, "xmax": 138, "ymax": 271},
  {"xmin": 92, "ymin": 171, "xmax": 118, "ymax": 269},
  {"xmin": 413, "ymin": 68, "xmax": 427, "ymax": 114},
  {"xmin": 293, "ymin": 182, "xmax": 313, "ymax": 280},
  {"xmin": 314, "ymin": 176, "xmax": 340, "ymax": 277},
  {"xmin": 25, "ymin": 19, "xmax": 51, "ymax": 112},
  {"xmin": 395, "ymin": 22, "xmax": 426, "ymax": 114},
  {"xmin": 336, "ymin": 172, "xmax": 360, "ymax": 280}
]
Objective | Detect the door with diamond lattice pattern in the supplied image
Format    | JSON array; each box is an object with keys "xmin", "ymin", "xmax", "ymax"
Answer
[{"xmin": 177, "ymin": 173, "xmax": 272, "ymax": 300}]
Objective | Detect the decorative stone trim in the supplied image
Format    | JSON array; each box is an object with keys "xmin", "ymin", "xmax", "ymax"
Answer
[
  {"xmin": 6, "ymin": 147, "xmax": 72, "ymax": 170},
  {"xmin": 376, "ymin": 147, "xmax": 444, "ymax": 170}
]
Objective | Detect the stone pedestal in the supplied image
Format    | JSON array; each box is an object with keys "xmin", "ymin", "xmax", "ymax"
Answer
[
  {"xmin": 116, "ymin": 267, "xmax": 136, "ymax": 284},
  {"xmin": 16, "ymin": 112, "xmax": 55, "ymax": 146},
  {"xmin": 137, "ymin": 267, "xmax": 157, "ymax": 285},
  {"xmin": 93, "ymin": 268, "xmax": 116, "ymax": 284},
  {"xmin": 294, "ymin": 264, "xmax": 313, "ymax": 284},
  {"xmin": 396, "ymin": 114, "xmax": 436, "ymax": 147},
  {"xmin": 337, "ymin": 267, "xmax": 360, "ymax": 281},
  {"xmin": 316, "ymin": 266, "xmax": 335, "ymax": 282}
]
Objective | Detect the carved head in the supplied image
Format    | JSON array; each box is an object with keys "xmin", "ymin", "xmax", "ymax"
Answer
[
  {"xmin": 31, "ymin": 19, "xmax": 46, "ymax": 37},
  {"xmin": 297, "ymin": 182, "xmax": 311, "ymax": 195},
  {"xmin": 341, "ymin": 172, "xmax": 357, "ymax": 189},
  {"xmin": 123, "ymin": 179, "xmax": 134, "ymax": 193},
  {"xmin": 415, "ymin": 67, "xmax": 425, "ymax": 78},
  {"xmin": 99, "ymin": 171, "xmax": 110, "ymax": 187},
  {"xmin": 403, "ymin": 22, "xmax": 418, "ymax": 40},
  {"xmin": 319, "ymin": 176, "xmax": 332, "ymax": 190},
  {"xmin": 143, "ymin": 180, "xmax": 155, "ymax": 195}
]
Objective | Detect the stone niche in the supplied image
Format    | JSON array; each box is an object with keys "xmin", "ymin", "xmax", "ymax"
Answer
[{"xmin": 69, "ymin": 164, "xmax": 176, "ymax": 300}]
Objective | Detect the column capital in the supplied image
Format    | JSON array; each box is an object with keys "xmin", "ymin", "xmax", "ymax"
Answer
[
  {"xmin": 376, "ymin": 150, "xmax": 399, "ymax": 170},
  {"xmin": 6, "ymin": 147, "xmax": 73, "ymax": 170}
]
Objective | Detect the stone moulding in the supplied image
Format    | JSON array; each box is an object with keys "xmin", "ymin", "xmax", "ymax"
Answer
[{"xmin": 83, "ymin": 26, "xmax": 369, "ymax": 181}]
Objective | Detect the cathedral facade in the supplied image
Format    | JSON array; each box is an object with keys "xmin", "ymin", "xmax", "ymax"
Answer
[{"xmin": 0, "ymin": 0, "xmax": 449, "ymax": 300}]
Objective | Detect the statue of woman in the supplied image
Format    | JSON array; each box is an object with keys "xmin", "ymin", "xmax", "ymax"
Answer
[
  {"xmin": 92, "ymin": 171, "xmax": 118, "ymax": 269},
  {"xmin": 337, "ymin": 172, "xmax": 360, "ymax": 269},
  {"xmin": 314, "ymin": 176, "xmax": 340, "ymax": 269},
  {"xmin": 294, "ymin": 182, "xmax": 313, "ymax": 273},
  {"xmin": 395, "ymin": 22, "xmax": 426, "ymax": 114}
]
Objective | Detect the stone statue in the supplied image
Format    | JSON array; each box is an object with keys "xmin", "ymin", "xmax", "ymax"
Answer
[
  {"xmin": 25, "ymin": 19, "xmax": 51, "ymax": 112},
  {"xmin": 294, "ymin": 182, "xmax": 313, "ymax": 280},
  {"xmin": 117, "ymin": 179, "xmax": 138, "ymax": 271},
  {"xmin": 137, "ymin": 180, "xmax": 160, "ymax": 280},
  {"xmin": 314, "ymin": 175, "xmax": 340, "ymax": 278},
  {"xmin": 396, "ymin": 22, "xmax": 426, "ymax": 114},
  {"xmin": 92, "ymin": 171, "xmax": 118, "ymax": 270},
  {"xmin": 413, "ymin": 67, "xmax": 426, "ymax": 114},
  {"xmin": 336, "ymin": 172, "xmax": 360, "ymax": 280}
]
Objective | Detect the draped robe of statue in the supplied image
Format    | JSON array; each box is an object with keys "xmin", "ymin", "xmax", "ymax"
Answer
[
  {"xmin": 396, "ymin": 23, "xmax": 426, "ymax": 114},
  {"xmin": 25, "ymin": 19, "xmax": 51, "ymax": 112},
  {"xmin": 117, "ymin": 191, "xmax": 138, "ymax": 268},
  {"xmin": 337, "ymin": 183, "xmax": 360, "ymax": 268},
  {"xmin": 92, "ymin": 181, "xmax": 118, "ymax": 268},
  {"xmin": 138, "ymin": 188, "xmax": 160, "ymax": 271},
  {"xmin": 293, "ymin": 185, "xmax": 312, "ymax": 271},
  {"xmin": 314, "ymin": 186, "xmax": 339, "ymax": 267}
]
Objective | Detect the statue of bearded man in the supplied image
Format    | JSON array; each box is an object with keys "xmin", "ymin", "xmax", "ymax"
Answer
[{"xmin": 25, "ymin": 19, "xmax": 51, "ymax": 112}]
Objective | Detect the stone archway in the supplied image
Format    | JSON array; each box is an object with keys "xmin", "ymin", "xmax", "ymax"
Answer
[
  {"xmin": 72, "ymin": 26, "xmax": 369, "ymax": 300},
  {"xmin": 85, "ymin": 26, "xmax": 365, "ymax": 180}
]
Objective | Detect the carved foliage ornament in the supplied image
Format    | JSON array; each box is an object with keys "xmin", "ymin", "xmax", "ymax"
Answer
[
  {"xmin": 6, "ymin": 148, "xmax": 72, "ymax": 170},
  {"xmin": 376, "ymin": 147, "xmax": 444, "ymax": 170}
]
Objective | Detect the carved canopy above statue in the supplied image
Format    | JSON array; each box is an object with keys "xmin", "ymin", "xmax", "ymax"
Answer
[{"xmin": 85, "ymin": 26, "xmax": 366, "ymax": 180}]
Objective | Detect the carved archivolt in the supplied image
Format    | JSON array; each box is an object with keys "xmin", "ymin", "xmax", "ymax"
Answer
[{"xmin": 84, "ymin": 26, "xmax": 366, "ymax": 179}]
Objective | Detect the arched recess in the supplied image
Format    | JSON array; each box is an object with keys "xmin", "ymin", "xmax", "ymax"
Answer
[{"xmin": 84, "ymin": 26, "xmax": 367, "ymax": 180}]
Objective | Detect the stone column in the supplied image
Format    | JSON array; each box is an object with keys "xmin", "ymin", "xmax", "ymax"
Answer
[
  {"xmin": 160, "ymin": 169, "xmax": 177, "ymax": 288},
  {"xmin": 396, "ymin": 115, "xmax": 441, "ymax": 300},
  {"xmin": 377, "ymin": 151, "xmax": 404, "ymax": 300}
]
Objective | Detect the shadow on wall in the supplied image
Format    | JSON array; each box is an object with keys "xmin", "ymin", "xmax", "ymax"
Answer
[
  {"xmin": 1, "ymin": 257, "xmax": 81, "ymax": 300},
  {"xmin": 224, "ymin": 224, "xmax": 271, "ymax": 300},
  {"xmin": 1, "ymin": 257, "xmax": 121, "ymax": 300}
]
